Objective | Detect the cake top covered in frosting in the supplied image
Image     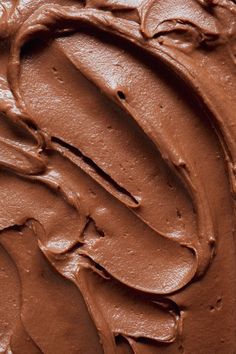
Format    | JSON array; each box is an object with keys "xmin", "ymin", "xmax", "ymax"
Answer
[{"xmin": 0, "ymin": 1, "xmax": 236, "ymax": 353}]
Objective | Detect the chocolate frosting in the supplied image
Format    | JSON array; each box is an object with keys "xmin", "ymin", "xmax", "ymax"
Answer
[{"xmin": 0, "ymin": 0, "xmax": 236, "ymax": 353}]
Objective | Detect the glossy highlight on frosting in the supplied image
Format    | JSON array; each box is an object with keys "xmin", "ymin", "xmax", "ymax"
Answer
[{"xmin": 0, "ymin": 1, "xmax": 236, "ymax": 353}]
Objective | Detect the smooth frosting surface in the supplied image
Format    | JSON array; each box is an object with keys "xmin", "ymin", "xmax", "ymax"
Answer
[{"xmin": 0, "ymin": 1, "xmax": 236, "ymax": 353}]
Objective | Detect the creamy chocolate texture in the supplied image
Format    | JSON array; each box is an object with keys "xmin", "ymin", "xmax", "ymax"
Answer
[{"xmin": 0, "ymin": 0, "xmax": 236, "ymax": 353}]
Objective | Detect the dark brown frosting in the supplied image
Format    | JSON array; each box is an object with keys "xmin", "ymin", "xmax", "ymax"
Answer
[{"xmin": 0, "ymin": 1, "xmax": 236, "ymax": 353}]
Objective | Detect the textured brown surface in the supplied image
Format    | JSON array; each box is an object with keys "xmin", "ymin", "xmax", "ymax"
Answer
[{"xmin": 0, "ymin": 1, "xmax": 236, "ymax": 353}]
